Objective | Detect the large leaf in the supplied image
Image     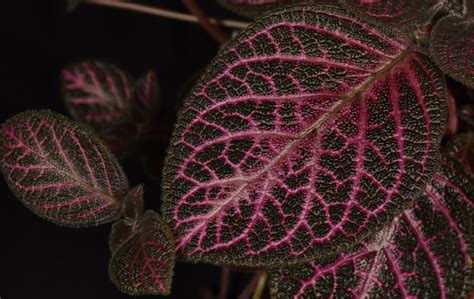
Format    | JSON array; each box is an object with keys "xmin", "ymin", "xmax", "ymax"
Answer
[
  {"xmin": 61, "ymin": 60, "xmax": 134, "ymax": 130},
  {"xmin": 269, "ymin": 154, "xmax": 474, "ymax": 298},
  {"xmin": 162, "ymin": 5, "xmax": 447, "ymax": 267},
  {"xmin": 0, "ymin": 110, "xmax": 129, "ymax": 227},
  {"xmin": 430, "ymin": 15, "xmax": 474, "ymax": 89},
  {"xmin": 338, "ymin": 0, "xmax": 441, "ymax": 29},
  {"xmin": 109, "ymin": 210, "xmax": 175, "ymax": 295}
]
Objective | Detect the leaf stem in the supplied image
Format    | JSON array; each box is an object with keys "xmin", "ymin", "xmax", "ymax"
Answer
[
  {"xmin": 182, "ymin": 0, "xmax": 230, "ymax": 44},
  {"xmin": 84, "ymin": 0, "xmax": 249, "ymax": 29},
  {"xmin": 218, "ymin": 267, "xmax": 231, "ymax": 299},
  {"xmin": 238, "ymin": 271, "xmax": 267, "ymax": 299}
]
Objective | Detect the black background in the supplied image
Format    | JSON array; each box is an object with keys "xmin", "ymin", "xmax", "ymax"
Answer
[{"xmin": 0, "ymin": 1, "xmax": 256, "ymax": 298}]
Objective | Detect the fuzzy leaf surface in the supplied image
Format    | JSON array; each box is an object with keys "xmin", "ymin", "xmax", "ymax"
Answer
[
  {"xmin": 162, "ymin": 5, "xmax": 447, "ymax": 266},
  {"xmin": 431, "ymin": 16, "xmax": 474, "ymax": 89},
  {"xmin": 338, "ymin": 0, "xmax": 440, "ymax": 29},
  {"xmin": 270, "ymin": 154, "xmax": 474, "ymax": 298},
  {"xmin": 62, "ymin": 60, "xmax": 134, "ymax": 130},
  {"xmin": 0, "ymin": 110, "xmax": 129, "ymax": 227},
  {"xmin": 109, "ymin": 210, "xmax": 175, "ymax": 295}
]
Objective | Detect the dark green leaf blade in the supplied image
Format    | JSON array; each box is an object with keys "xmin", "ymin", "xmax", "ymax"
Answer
[
  {"xmin": 430, "ymin": 16, "xmax": 474, "ymax": 88},
  {"xmin": 162, "ymin": 4, "xmax": 447, "ymax": 267},
  {"xmin": 269, "ymin": 154, "xmax": 474, "ymax": 298},
  {"xmin": 109, "ymin": 210, "xmax": 175, "ymax": 295},
  {"xmin": 0, "ymin": 110, "xmax": 129, "ymax": 227}
]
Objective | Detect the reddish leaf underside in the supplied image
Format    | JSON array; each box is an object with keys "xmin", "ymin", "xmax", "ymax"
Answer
[
  {"xmin": 269, "ymin": 154, "xmax": 474, "ymax": 298},
  {"xmin": 430, "ymin": 16, "xmax": 474, "ymax": 89},
  {"xmin": 109, "ymin": 210, "xmax": 175, "ymax": 295},
  {"xmin": 338, "ymin": 0, "xmax": 440, "ymax": 28},
  {"xmin": 0, "ymin": 110, "xmax": 129, "ymax": 227},
  {"xmin": 162, "ymin": 5, "xmax": 447, "ymax": 267},
  {"xmin": 61, "ymin": 60, "xmax": 134, "ymax": 130}
]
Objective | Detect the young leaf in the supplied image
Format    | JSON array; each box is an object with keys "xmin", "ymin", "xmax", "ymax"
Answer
[
  {"xmin": 445, "ymin": 133, "xmax": 474, "ymax": 175},
  {"xmin": 338, "ymin": 0, "xmax": 440, "ymax": 29},
  {"xmin": 109, "ymin": 219, "xmax": 135, "ymax": 254},
  {"xmin": 430, "ymin": 16, "xmax": 474, "ymax": 89},
  {"xmin": 61, "ymin": 60, "xmax": 134, "ymax": 130},
  {"xmin": 269, "ymin": 154, "xmax": 474, "ymax": 298},
  {"xmin": 122, "ymin": 184, "xmax": 145, "ymax": 221},
  {"xmin": 0, "ymin": 110, "xmax": 129, "ymax": 227},
  {"xmin": 162, "ymin": 5, "xmax": 447, "ymax": 267},
  {"xmin": 109, "ymin": 210, "xmax": 175, "ymax": 296}
]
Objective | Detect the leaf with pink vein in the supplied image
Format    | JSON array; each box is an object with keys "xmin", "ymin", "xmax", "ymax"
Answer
[
  {"xmin": 338, "ymin": 0, "xmax": 442, "ymax": 29},
  {"xmin": 269, "ymin": 153, "xmax": 474, "ymax": 298},
  {"xmin": 61, "ymin": 60, "xmax": 134, "ymax": 130},
  {"xmin": 445, "ymin": 133, "xmax": 474, "ymax": 176},
  {"xmin": 430, "ymin": 15, "xmax": 474, "ymax": 89},
  {"xmin": 0, "ymin": 110, "xmax": 129, "ymax": 227},
  {"xmin": 132, "ymin": 70, "xmax": 160, "ymax": 124},
  {"xmin": 162, "ymin": 4, "xmax": 447, "ymax": 267},
  {"xmin": 109, "ymin": 210, "xmax": 175, "ymax": 295}
]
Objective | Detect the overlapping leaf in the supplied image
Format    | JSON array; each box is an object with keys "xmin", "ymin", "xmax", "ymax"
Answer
[
  {"xmin": 109, "ymin": 184, "xmax": 145, "ymax": 253},
  {"xmin": 430, "ymin": 15, "xmax": 474, "ymax": 89},
  {"xmin": 109, "ymin": 210, "xmax": 175, "ymax": 295},
  {"xmin": 132, "ymin": 70, "xmax": 160, "ymax": 123},
  {"xmin": 0, "ymin": 110, "xmax": 129, "ymax": 227},
  {"xmin": 338, "ymin": 0, "xmax": 441, "ymax": 29},
  {"xmin": 162, "ymin": 5, "xmax": 447, "ymax": 267},
  {"xmin": 269, "ymin": 154, "xmax": 474, "ymax": 298},
  {"xmin": 62, "ymin": 60, "xmax": 134, "ymax": 130}
]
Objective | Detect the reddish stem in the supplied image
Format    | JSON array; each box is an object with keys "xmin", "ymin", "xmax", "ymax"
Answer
[
  {"xmin": 446, "ymin": 89, "xmax": 458, "ymax": 138},
  {"xmin": 182, "ymin": 0, "xmax": 230, "ymax": 44},
  {"xmin": 219, "ymin": 267, "xmax": 231, "ymax": 299}
]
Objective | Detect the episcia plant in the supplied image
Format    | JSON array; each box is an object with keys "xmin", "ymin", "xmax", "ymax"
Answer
[{"xmin": 2, "ymin": 0, "xmax": 474, "ymax": 298}]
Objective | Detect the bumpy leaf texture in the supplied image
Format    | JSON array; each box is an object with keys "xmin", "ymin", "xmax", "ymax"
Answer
[
  {"xmin": 61, "ymin": 60, "xmax": 134, "ymax": 130},
  {"xmin": 0, "ymin": 110, "xmax": 129, "ymax": 227},
  {"xmin": 446, "ymin": 133, "xmax": 474, "ymax": 175},
  {"xmin": 109, "ymin": 211, "xmax": 175, "ymax": 296},
  {"xmin": 431, "ymin": 15, "xmax": 474, "ymax": 89},
  {"xmin": 162, "ymin": 4, "xmax": 447, "ymax": 267},
  {"xmin": 338, "ymin": 0, "xmax": 441, "ymax": 29},
  {"xmin": 269, "ymin": 154, "xmax": 474, "ymax": 298}
]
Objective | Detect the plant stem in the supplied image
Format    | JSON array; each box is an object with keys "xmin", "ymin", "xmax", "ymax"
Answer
[
  {"xmin": 238, "ymin": 271, "xmax": 268, "ymax": 299},
  {"xmin": 182, "ymin": 0, "xmax": 230, "ymax": 44},
  {"xmin": 218, "ymin": 267, "xmax": 231, "ymax": 299},
  {"xmin": 85, "ymin": 0, "xmax": 249, "ymax": 29}
]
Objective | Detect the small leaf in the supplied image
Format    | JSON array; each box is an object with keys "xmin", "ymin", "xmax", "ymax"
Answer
[
  {"xmin": 133, "ymin": 70, "xmax": 160, "ymax": 123},
  {"xmin": 430, "ymin": 16, "xmax": 474, "ymax": 88},
  {"xmin": 109, "ymin": 219, "xmax": 134, "ymax": 254},
  {"xmin": 338, "ymin": 0, "xmax": 440, "ymax": 29},
  {"xmin": 162, "ymin": 5, "xmax": 447, "ymax": 267},
  {"xmin": 122, "ymin": 184, "xmax": 145, "ymax": 221},
  {"xmin": 445, "ymin": 133, "xmax": 474, "ymax": 175},
  {"xmin": 0, "ymin": 110, "xmax": 129, "ymax": 227},
  {"xmin": 61, "ymin": 60, "xmax": 134, "ymax": 130},
  {"xmin": 109, "ymin": 210, "xmax": 175, "ymax": 295},
  {"xmin": 269, "ymin": 154, "xmax": 474, "ymax": 298}
]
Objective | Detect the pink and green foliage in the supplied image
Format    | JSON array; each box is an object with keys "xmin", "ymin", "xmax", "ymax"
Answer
[
  {"xmin": 430, "ymin": 15, "xmax": 474, "ymax": 89},
  {"xmin": 62, "ymin": 60, "xmax": 135, "ymax": 130},
  {"xmin": 61, "ymin": 61, "xmax": 160, "ymax": 158},
  {"xmin": 269, "ymin": 153, "xmax": 474, "ymax": 298},
  {"xmin": 0, "ymin": 110, "xmax": 129, "ymax": 227},
  {"xmin": 337, "ymin": 0, "xmax": 441, "ymax": 29},
  {"xmin": 109, "ymin": 210, "xmax": 175, "ymax": 296},
  {"xmin": 162, "ymin": 5, "xmax": 447, "ymax": 267}
]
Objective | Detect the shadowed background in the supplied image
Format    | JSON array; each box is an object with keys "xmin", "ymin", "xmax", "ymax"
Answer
[{"xmin": 0, "ymin": 1, "xmax": 257, "ymax": 298}]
